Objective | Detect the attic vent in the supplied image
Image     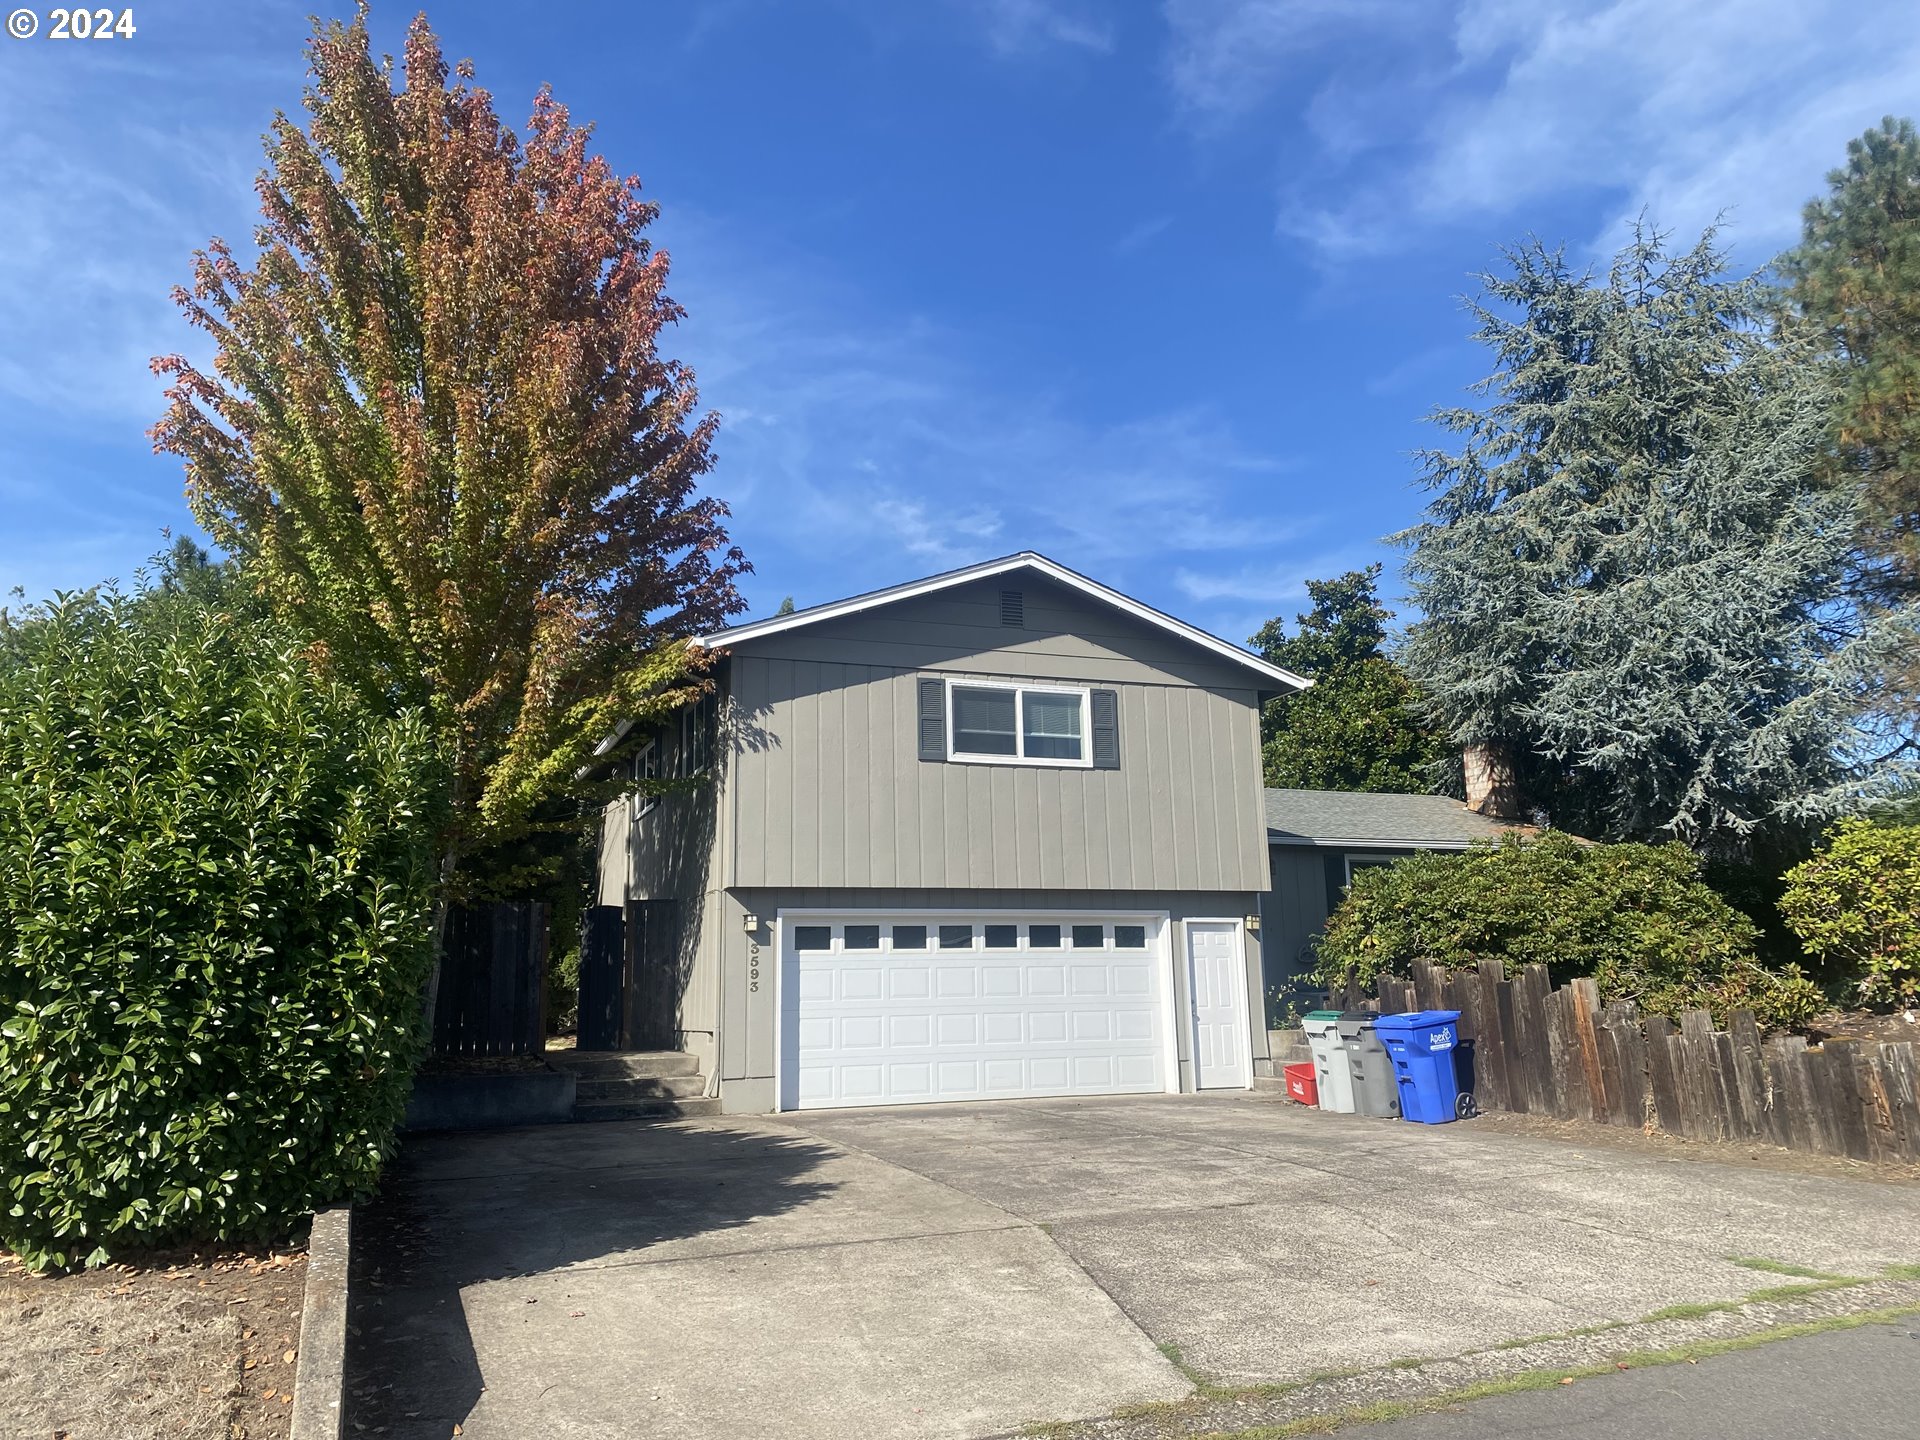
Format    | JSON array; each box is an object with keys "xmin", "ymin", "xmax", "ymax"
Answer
[{"xmin": 1000, "ymin": 589, "xmax": 1024, "ymax": 628}]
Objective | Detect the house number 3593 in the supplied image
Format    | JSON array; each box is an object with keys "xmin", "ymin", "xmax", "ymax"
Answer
[{"xmin": 747, "ymin": 940, "xmax": 761, "ymax": 993}]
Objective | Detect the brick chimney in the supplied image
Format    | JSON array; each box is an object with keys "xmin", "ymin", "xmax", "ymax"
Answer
[{"xmin": 1462, "ymin": 743, "xmax": 1522, "ymax": 820}]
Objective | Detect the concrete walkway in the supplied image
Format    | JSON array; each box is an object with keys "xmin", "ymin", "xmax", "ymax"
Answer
[{"xmin": 345, "ymin": 1095, "xmax": 1920, "ymax": 1439}]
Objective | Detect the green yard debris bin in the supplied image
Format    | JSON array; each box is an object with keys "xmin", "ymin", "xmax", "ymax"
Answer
[
  {"xmin": 1303, "ymin": 1010, "xmax": 1354, "ymax": 1113},
  {"xmin": 1339, "ymin": 1011, "xmax": 1402, "ymax": 1118}
]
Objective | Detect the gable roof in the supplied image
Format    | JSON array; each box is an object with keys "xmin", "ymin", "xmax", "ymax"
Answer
[
  {"xmin": 693, "ymin": 551, "xmax": 1311, "ymax": 691},
  {"xmin": 1266, "ymin": 788, "xmax": 1517, "ymax": 849}
]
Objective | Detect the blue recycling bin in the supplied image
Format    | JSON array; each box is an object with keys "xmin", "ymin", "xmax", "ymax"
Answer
[{"xmin": 1375, "ymin": 1011, "xmax": 1463, "ymax": 1125}]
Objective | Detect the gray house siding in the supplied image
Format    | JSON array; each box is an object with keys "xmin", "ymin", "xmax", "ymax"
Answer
[
  {"xmin": 1259, "ymin": 843, "xmax": 1421, "ymax": 1019},
  {"xmin": 598, "ymin": 563, "xmax": 1285, "ymax": 1112},
  {"xmin": 1260, "ymin": 846, "xmax": 1331, "ymax": 992},
  {"xmin": 723, "ymin": 575, "xmax": 1269, "ymax": 894},
  {"xmin": 728, "ymin": 574, "xmax": 1274, "ymax": 691}
]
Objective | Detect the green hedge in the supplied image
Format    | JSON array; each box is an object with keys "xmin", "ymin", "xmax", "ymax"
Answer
[
  {"xmin": 0, "ymin": 586, "xmax": 444, "ymax": 1269},
  {"xmin": 1780, "ymin": 820, "xmax": 1920, "ymax": 1009},
  {"xmin": 1313, "ymin": 832, "xmax": 1823, "ymax": 1030}
]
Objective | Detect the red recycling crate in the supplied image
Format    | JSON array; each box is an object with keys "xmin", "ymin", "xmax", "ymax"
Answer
[{"xmin": 1284, "ymin": 1062, "xmax": 1319, "ymax": 1107}]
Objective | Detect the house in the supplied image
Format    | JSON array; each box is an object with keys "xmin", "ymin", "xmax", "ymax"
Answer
[
  {"xmin": 1259, "ymin": 787, "xmax": 1517, "ymax": 1003},
  {"xmin": 592, "ymin": 551, "xmax": 1309, "ymax": 1113}
]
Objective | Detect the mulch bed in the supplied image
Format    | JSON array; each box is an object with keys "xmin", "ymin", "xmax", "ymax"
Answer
[
  {"xmin": 1806, "ymin": 1008, "xmax": 1920, "ymax": 1049},
  {"xmin": 0, "ymin": 1243, "xmax": 308, "ymax": 1440}
]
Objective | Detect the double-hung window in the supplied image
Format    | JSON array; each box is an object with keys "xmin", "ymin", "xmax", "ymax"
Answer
[{"xmin": 947, "ymin": 679, "xmax": 1091, "ymax": 767}]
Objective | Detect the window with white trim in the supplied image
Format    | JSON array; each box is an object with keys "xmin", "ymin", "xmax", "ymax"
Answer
[
  {"xmin": 946, "ymin": 679, "xmax": 1090, "ymax": 767},
  {"xmin": 631, "ymin": 738, "xmax": 660, "ymax": 817}
]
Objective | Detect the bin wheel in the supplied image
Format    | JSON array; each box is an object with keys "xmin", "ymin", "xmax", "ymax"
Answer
[{"xmin": 1455, "ymin": 1092, "xmax": 1478, "ymax": 1120}]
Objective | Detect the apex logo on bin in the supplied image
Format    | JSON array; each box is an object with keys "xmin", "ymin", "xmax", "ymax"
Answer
[{"xmin": 1429, "ymin": 1027, "xmax": 1455, "ymax": 1052}]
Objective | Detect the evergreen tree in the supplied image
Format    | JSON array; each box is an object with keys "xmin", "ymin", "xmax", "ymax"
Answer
[
  {"xmin": 1251, "ymin": 566, "xmax": 1443, "ymax": 793},
  {"xmin": 1782, "ymin": 117, "xmax": 1920, "ymax": 593},
  {"xmin": 1399, "ymin": 225, "xmax": 1913, "ymax": 856}
]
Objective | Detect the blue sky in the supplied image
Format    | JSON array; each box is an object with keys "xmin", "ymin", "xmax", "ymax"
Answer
[{"xmin": 3, "ymin": 1, "xmax": 1917, "ymax": 645}]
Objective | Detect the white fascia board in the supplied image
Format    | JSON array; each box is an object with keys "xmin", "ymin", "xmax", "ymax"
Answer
[
  {"xmin": 1266, "ymin": 835, "xmax": 1479, "ymax": 851},
  {"xmin": 693, "ymin": 551, "xmax": 1312, "ymax": 692}
]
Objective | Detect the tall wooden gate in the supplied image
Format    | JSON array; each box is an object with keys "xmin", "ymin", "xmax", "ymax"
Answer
[
  {"xmin": 430, "ymin": 901, "xmax": 549, "ymax": 1057},
  {"xmin": 575, "ymin": 900, "xmax": 683, "ymax": 1051}
]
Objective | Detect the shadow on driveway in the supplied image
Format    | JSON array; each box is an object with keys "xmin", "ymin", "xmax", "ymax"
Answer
[{"xmin": 344, "ymin": 1121, "xmax": 839, "ymax": 1437}]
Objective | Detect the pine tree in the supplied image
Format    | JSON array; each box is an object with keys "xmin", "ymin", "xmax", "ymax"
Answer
[
  {"xmin": 1251, "ymin": 566, "xmax": 1443, "ymax": 793},
  {"xmin": 150, "ymin": 9, "xmax": 746, "ymax": 887},
  {"xmin": 1782, "ymin": 117, "xmax": 1920, "ymax": 593},
  {"xmin": 1399, "ymin": 225, "xmax": 1913, "ymax": 856}
]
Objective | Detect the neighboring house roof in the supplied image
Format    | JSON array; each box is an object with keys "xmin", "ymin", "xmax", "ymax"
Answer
[
  {"xmin": 1265, "ymin": 787, "xmax": 1516, "ymax": 850},
  {"xmin": 692, "ymin": 551, "xmax": 1312, "ymax": 693}
]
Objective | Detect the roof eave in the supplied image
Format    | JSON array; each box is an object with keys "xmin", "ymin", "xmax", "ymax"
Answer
[{"xmin": 692, "ymin": 551, "xmax": 1310, "ymax": 692}]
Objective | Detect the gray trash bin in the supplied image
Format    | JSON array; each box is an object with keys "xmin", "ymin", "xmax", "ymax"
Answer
[
  {"xmin": 1340, "ymin": 1011, "xmax": 1401, "ymax": 1118},
  {"xmin": 1303, "ymin": 1009, "xmax": 1354, "ymax": 1113}
]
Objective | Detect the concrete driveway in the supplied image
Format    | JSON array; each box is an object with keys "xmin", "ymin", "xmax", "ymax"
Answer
[{"xmin": 346, "ymin": 1095, "xmax": 1920, "ymax": 1440}]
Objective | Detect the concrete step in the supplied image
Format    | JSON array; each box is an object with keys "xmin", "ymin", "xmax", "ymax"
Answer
[
  {"xmin": 547, "ymin": 1050, "xmax": 701, "ymax": 1080},
  {"xmin": 1251, "ymin": 1074, "xmax": 1291, "ymax": 1095},
  {"xmin": 574, "ymin": 1074, "xmax": 710, "ymax": 1102},
  {"xmin": 572, "ymin": 1094, "xmax": 722, "ymax": 1123}
]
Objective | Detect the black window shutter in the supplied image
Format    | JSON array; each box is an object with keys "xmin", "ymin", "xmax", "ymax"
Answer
[
  {"xmin": 1090, "ymin": 688, "xmax": 1120, "ymax": 769},
  {"xmin": 917, "ymin": 677, "xmax": 946, "ymax": 761}
]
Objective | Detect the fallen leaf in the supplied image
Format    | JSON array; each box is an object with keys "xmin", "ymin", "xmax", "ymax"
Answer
[
  {"xmin": 453, "ymin": 1427, "xmax": 463, "ymax": 1436},
  {"xmin": 1557, "ymin": 1378, "xmax": 1575, "ymax": 1386},
  {"xmin": 244, "ymin": 1358, "xmax": 258, "ymax": 1370},
  {"xmin": 285, "ymin": 1349, "xmax": 297, "ymax": 1363},
  {"xmin": 263, "ymin": 1389, "xmax": 277, "ymax": 1400}
]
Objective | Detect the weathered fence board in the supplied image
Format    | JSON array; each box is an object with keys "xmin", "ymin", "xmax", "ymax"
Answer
[
  {"xmin": 431, "ymin": 901, "xmax": 549, "ymax": 1058},
  {"xmin": 1353, "ymin": 960, "xmax": 1915, "ymax": 1164}
]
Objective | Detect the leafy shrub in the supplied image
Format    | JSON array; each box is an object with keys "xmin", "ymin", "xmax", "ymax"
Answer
[
  {"xmin": 1313, "ymin": 833, "xmax": 1823, "ymax": 1030},
  {"xmin": 0, "ymin": 586, "xmax": 444, "ymax": 1269},
  {"xmin": 1780, "ymin": 820, "xmax": 1920, "ymax": 1009}
]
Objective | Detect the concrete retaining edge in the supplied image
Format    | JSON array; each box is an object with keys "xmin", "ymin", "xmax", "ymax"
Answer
[
  {"xmin": 289, "ymin": 1205, "xmax": 352, "ymax": 1440},
  {"xmin": 403, "ymin": 1069, "xmax": 577, "ymax": 1132}
]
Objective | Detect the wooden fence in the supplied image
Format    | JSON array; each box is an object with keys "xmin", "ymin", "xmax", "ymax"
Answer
[
  {"xmin": 1353, "ymin": 959, "xmax": 1920, "ymax": 1164},
  {"xmin": 430, "ymin": 901, "xmax": 549, "ymax": 1057}
]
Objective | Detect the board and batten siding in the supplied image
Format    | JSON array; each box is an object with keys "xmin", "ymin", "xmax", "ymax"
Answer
[
  {"xmin": 1261, "ymin": 845, "xmax": 1333, "ymax": 986},
  {"xmin": 725, "ymin": 655, "xmax": 1267, "ymax": 892}
]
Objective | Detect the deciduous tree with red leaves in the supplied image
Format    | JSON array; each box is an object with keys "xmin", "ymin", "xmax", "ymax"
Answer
[{"xmin": 152, "ymin": 7, "xmax": 746, "ymax": 889}]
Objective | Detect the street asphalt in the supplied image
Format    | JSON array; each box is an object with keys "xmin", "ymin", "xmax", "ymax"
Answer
[
  {"xmin": 1334, "ymin": 1321, "xmax": 1920, "ymax": 1438},
  {"xmin": 344, "ymin": 1093, "xmax": 1920, "ymax": 1440}
]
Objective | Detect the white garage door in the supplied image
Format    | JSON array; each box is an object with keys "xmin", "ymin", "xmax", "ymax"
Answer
[{"xmin": 779, "ymin": 913, "xmax": 1173, "ymax": 1110}]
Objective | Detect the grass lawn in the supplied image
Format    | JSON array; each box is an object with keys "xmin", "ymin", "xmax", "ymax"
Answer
[{"xmin": 0, "ymin": 1245, "xmax": 307, "ymax": 1440}]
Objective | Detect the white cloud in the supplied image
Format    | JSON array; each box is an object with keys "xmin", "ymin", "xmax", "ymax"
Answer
[
  {"xmin": 971, "ymin": 0, "xmax": 1114, "ymax": 57},
  {"xmin": 1114, "ymin": 214, "xmax": 1175, "ymax": 255},
  {"xmin": 656, "ymin": 210, "xmax": 1328, "ymax": 620},
  {"xmin": 1173, "ymin": 545, "xmax": 1386, "ymax": 606},
  {"xmin": 1167, "ymin": 0, "xmax": 1920, "ymax": 264},
  {"xmin": 1162, "ymin": 0, "xmax": 1417, "ymax": 121}
]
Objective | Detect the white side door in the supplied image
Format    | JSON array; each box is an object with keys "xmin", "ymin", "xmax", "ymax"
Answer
[{"xmin": 1186, "ymin": 921, "xmax": 1250, "ymax": 1089}]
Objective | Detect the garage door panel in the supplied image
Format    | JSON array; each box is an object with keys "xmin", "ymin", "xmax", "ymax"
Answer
[
  {"xmin": 784, "ymin": 914, "xmax": 1172, "ymax": 1109},
  {"xmin": 889, "ymin": 1014, "xmax": 932, "ymax": 1046},
  {"xmin": 841, "ymin": 1016, "xmax": 884, "ymax": 1049},
  {"xmin": 983, "ymin": 1012, "xmax": 1022, "ymax": 1044},
  {"xmin": 841, "ymin": 970, "xmax": 884, "ymax": 1001},
  {"xmin": 889, "ymin": 969, "xmax": 932, "ymax": 999}
]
